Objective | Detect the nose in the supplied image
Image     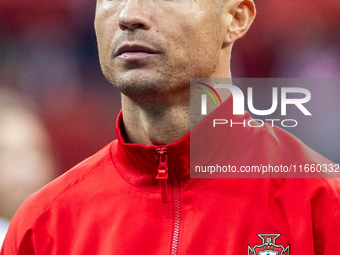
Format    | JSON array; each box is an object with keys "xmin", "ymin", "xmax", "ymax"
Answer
[{"xmin": 119, "ymin": 0, "xmax": 151, "ymax": 31}]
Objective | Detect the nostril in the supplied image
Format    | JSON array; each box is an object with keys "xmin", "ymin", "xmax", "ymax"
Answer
[
  {"xmin": 133, "ymin": 23, "xmax": 144, "ymax": 29},
  {"xmin": 119, "ymin": 21, "xmax": 146, "ymax": 31}
]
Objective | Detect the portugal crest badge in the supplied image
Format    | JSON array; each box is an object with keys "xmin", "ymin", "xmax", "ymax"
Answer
[{"xmin": 248, "ymin": 234, "xmax": 290, "ymax": 255}]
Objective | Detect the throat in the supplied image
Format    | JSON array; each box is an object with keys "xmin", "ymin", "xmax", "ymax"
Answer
[{"xmin": 121, "ymin": 95, "xmax": 190, "ymax": 145}]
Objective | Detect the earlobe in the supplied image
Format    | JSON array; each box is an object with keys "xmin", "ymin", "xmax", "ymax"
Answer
[{"xmin": 223, "ymin": 0, "xmax": 256, "ymax": 45}]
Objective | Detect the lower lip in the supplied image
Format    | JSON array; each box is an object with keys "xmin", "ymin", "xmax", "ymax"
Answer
[{"xmin": 117, "ymin": 52, "xmax": 157, "ymax": 61}]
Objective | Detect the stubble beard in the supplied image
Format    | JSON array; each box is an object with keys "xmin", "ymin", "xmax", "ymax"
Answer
[
  {"xmin": 102, "ymin": 45, "xmax": 219, "ymax": 105},
  {"xmin": 106, "ymin": 59, "xmax": 194, "ymax": 104}
]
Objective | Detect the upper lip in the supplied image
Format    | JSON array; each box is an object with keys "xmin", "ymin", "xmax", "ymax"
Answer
[{"xmin": 115, "ymin": 44, "xmax": 159, "ymax": 57}]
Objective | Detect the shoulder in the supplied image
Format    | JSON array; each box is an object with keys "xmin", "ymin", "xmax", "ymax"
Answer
[
  {"xmin": 260, "ymin": 124, "xmax": 340, "ymax": 225},
  {"xmin": 261, "ymin": 123, "xmax": 334, "ymax": 165},
  {"xmin": 257, "ymin": 123, "xmax": 340, "ymax": 193},
  {"xmin": 23, "ymin": 141, "xmax": 114, "ymax": 213}
]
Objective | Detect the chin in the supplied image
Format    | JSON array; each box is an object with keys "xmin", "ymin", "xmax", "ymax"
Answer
[
  {"xmin": 114, "ymin": 74, "xmax": 168, "ymax": 102},
  {"xmin": 109, "ymin": 68, "xmax": 191, "ymax": 102}
]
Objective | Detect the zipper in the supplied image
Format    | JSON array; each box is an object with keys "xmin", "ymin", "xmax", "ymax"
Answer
[
  {"xmin": 155, "ymin": 146, "xmax": 170, "ymax": 203},
  {"xmin": 155, "ymin": 146, "xmax": 182, "ymax": 255},
  {"xmin": 168, "ymin": 158, "xmax": 181, "ymax": 255}
]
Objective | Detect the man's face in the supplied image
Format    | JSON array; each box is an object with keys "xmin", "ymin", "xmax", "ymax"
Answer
[{"xmin": 95, "ymin": 0, "xmax": 227, "ymax": 101}]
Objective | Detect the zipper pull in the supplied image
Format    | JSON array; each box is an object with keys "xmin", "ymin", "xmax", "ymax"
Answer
[{"xmin": 155, "ymin": 146, "xmax": 170, "ymax": 203}]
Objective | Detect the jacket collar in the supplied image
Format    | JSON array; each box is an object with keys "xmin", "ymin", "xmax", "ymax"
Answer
[{"xmin": 111, "ymin": 96, "xmax": 255, "ymax": 192}]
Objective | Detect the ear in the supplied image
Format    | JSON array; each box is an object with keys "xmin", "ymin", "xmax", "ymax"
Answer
[{"xmin": 223, "ymin": 0, "xmax": 256, "ymax": 45}]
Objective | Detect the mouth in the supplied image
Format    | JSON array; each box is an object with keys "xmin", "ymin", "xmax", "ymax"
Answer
[{"xmin": 115, "ymin": 44, "xmax": 160, "ymax": 61}]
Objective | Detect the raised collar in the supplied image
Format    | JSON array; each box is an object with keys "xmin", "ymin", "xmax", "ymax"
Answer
[{"xmin": 110, "ymin": 96, "xmax": 256, "ymax": 193}]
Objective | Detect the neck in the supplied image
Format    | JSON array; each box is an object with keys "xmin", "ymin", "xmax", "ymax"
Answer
[
  {"xmin": 121, "ymin": 92, "xmax": 191, "ymax": 145},
  {"xmin": 121, "ymin": 51, "xmax": 232, "ymax": 145},
  {"xmin": 121, "ymin": 86, "xmax": 231, "ymax": 145}
]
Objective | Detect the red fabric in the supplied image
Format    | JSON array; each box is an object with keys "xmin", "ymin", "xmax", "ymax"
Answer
[{"xmin": 1, "ymin": 98, "xmax": 340, "ymax": 254}]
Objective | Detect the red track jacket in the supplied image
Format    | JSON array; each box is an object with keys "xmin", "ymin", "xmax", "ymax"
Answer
[{"xmin": 1, "ymin": 97, "xmax": 340, "ymax": 255}]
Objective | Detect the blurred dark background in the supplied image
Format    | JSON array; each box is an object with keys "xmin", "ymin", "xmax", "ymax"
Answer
[{"xmin": 0, "ymin": 0, "xmax": 339, "ymax": 174}]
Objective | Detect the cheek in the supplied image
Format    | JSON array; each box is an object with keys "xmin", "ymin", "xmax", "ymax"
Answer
[
  {"xmin": 95, "ymin": 5, "xmax": 122, "ymax": 61},
  {"xmin": 161, "ymin": 23, "xmax": 199, "ymax": 68},
  {"xmin": 169, "ymin": 21, "xmax": 221, "ymax": 69},
  {"xmin": 193, "ymin": 16, "xmax": 223, "ymax": 62},
  {"xmin": 165, "ymin": 8, "xmax": 221, "ymax": 56}
]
